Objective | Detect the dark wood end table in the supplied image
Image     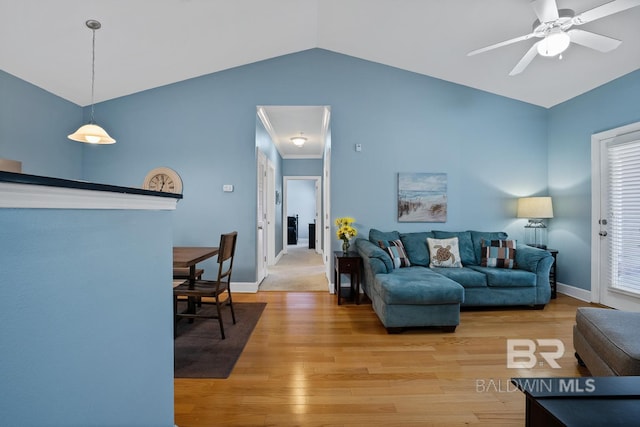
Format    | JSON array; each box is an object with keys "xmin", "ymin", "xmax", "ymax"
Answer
[
  {"xmin": 547, "ymin": 249, "xmax": 558, "ymax": 299},
  {"xmin": 334, "ymin": 251, "xmax": 362, "ymax": 305}
]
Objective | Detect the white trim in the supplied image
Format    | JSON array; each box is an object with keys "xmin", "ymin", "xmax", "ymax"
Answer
[
  {"xmin": 557, "ymin": 282, "xmax": 592, "ymax": 303},
  {"xmin": 0, "ymin": 181, "xmax": 178, "ymax": 210},
  {"xmin": 232, "ymin": 281, "xmax": 259, "ymax": 293}
]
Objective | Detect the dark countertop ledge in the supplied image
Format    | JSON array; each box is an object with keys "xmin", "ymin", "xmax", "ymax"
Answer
[{"xmin": 0, "ymin": 171, "xmax": 182, "ymax": 200}]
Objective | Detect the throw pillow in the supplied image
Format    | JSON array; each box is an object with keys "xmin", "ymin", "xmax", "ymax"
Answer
[
  {"xmin": 427, "ymin": 237, "xmax": 463, "ymax": 268},
  {"xmin": 481, "ymin": 239, "xmax": 516, "ymax": 269},
  {"xmin": 378, "ymin": 239, "xmax": 411, "ymax": 269}
]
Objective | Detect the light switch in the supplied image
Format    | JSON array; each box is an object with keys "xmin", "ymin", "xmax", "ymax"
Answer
[
  {"xmin": 223, "ymin": 184, "xmax": 234, "ymax": 192},
  {"xmin": 355, "ymin": 143, "xmax": 362, "ymax": 152}
]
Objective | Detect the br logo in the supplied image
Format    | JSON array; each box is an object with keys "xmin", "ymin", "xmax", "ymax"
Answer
[{"xmin": 507, "ymin": 339, "xmax": 565, "ymax": 369}]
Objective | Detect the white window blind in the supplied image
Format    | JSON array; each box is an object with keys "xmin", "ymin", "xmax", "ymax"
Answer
[{"xmin": 607, "ymin": 132, "xmax": 640, "ymax": 294}]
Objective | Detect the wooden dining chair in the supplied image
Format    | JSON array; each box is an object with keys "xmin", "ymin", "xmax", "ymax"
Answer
[{"xmin": 173, "ymin": 231, "xmax": 238, "ymax": 339}]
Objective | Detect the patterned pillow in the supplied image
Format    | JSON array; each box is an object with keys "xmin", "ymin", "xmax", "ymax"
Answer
[
  {"xmin": 378, "ymin": 239, "xmax": 411, "ymax": 269},
  {"xmin": 427, "ymin": 237, "xmax": 463, "ymax": 268},
  {"xmin": 481, "ymin": 239, "xmax": 516, "ymax": 269}
]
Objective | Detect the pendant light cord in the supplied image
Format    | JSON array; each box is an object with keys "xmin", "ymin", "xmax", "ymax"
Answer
[{"xmin": 90, "ymin": 25, "xmax": 96, "ymax": 124}]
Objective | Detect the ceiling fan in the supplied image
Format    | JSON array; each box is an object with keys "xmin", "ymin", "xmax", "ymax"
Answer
[{"xmin": 468, "ymin": 0, "xmax": 640, "ymax": 75}]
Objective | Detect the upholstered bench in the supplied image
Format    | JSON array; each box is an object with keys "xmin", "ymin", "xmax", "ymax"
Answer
[{"xmin": 573, "ymin": 307, "xmax": 640, "ymax": 376}]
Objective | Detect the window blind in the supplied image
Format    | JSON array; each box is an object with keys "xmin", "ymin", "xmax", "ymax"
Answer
[{"xmin": 607, "ymin": 134, "xmax": 640, "ymax": 294}]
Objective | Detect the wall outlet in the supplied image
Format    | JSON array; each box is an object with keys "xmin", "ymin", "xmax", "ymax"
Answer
[
  {"xmin": 223, "ymin": 184, "xmax": 234, "ymax": 192},
  {"xmin": 355, "ymin": 143, "xmax": 362, "ymax": 152}
]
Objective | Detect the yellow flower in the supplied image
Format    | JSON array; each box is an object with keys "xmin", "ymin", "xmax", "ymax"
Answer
[{"xmin": 335, "ymin": 217, "xmax": 358, "ymax": 241}]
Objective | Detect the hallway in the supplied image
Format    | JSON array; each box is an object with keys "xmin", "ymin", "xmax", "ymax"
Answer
[{"xmin": 259, "ymin": 239, "xmax": 328, "ymax": 292}]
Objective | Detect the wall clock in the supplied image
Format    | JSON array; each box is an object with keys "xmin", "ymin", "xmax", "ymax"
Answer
[{"xmin": 143, "ymin": 167, "xmax": 183, "ymax": 194}]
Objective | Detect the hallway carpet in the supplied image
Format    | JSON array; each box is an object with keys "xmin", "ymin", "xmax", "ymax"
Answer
[{"xmin": 259, "ymin": 240, "xmax": 329, "ymax": 292}]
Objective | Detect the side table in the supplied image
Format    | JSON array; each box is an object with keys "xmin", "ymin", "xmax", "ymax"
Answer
[
  {"xmin": 547, "ymin": 249, "xmax": 558, "ymax": 299},
  {"xmin": 334, "ymin": 251, "xmax": 361, "ymax": 305}
]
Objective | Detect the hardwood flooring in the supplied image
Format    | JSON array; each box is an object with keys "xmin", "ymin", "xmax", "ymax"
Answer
[{"xmin": 174, "ymin": 292, "xmax": 594, "ymax": 426}]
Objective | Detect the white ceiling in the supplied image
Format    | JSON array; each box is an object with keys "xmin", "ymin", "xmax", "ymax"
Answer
[{"xmin": 2, "ymin": 0, "xmax": 640, "ymax": 158}]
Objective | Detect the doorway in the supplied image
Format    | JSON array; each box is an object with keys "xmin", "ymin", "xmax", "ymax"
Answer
[
  {"xmin": 255, "ymin": 105, "xmax": 332, "ymax": 292},
  {"xmin": 591, "ymin": 120, "xmax": 640, "ymax": 311}
]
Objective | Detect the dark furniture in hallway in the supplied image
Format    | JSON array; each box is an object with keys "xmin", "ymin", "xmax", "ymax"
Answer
[{"xmin": 287, "ymin": 215, "xmax": 298, "ymax": 245}]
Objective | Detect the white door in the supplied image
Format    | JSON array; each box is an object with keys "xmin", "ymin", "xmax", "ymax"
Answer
[
  {"xmin": 267, "ymin": 160, "xmax": 276, "ymax": 265},
  {"xmin": 324, "ymin": 146, "xmax": 332, "ymax": 283},
  {"xmin": 256, "ymin": 149, "xmax": 267, "ymax": 284},
  {"xmin": 592, "ymin": 123, "xmax": 640, "ymax": 311}
]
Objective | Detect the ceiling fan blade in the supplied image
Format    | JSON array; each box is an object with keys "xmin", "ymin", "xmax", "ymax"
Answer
[
  {"xmin": 531, "ymin": 0, "xmax": 560, "ymax": 23},
  {"xmin": 568, "ymin": 29, "xmax": 622, "ymax": 52},
  {"xmin": 573, "ymin": 0, "xmax": 640, "ymax": 25},
  {"xmin": 509, "ymin": 43, "xmax": 540, "ymax": 76},
  {"xmin": 468, "ymin": 33, "xmax": 535, "ymax": 56}
]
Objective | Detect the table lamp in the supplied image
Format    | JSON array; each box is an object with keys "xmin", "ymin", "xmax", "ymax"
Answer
[{"xmin": 517, "ymin": 197, "xmax": 553, "ymax": 249}]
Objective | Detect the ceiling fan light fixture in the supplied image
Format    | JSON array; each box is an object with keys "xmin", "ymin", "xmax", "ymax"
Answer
[{"xmin": 537, "ymin": 30, "xmax": 571, "ymax": 57}]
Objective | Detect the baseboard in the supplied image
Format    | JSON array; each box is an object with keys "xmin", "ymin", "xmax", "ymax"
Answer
[
  {"xmin": 557, "ymin": 282, "xmax": 591, "ymax": 302},
  {"xmin": 232, "ymin": 282, "xmax": 259, "ymax": 293}
]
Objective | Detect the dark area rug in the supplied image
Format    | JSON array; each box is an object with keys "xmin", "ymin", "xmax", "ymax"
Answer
[{"xmin": 174, "ymin": 301, "xmax": 266, "ymax": 378}]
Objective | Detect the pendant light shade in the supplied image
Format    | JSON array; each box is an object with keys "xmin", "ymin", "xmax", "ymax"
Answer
[
  {"xmin": 68, "ymin": 124, "xmax": 115, "ymax": 144},
  {"xmin": 68, "ymin": 19, "xmax": 115, "ymax": 144}
]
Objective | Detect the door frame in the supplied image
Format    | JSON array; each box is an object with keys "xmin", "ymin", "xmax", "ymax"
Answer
[
  {"xmin": 591, "ymin": 120, "xmax": 640, "ymax": 309},
  {"xmin": 283, "ymin": 176, "xmax": 321, "ymax": 255},
  {"xmin": 256, "ymin": 149, "xmax": 268, "ymax": 284}
]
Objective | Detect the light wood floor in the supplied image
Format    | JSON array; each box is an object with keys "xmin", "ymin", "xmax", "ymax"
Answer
[{"xmin": 174, "ymin": 292, "xmax": 594, "ymax": 426}]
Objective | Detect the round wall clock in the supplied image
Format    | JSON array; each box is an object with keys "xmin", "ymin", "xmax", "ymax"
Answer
[{"xmin": 143, "ymin": 167, "xmax": 183, "ymax": 194}]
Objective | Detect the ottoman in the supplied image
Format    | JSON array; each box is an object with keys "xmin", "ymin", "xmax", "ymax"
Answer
[
  {"xmin": 368, "ymin": 267, "xmax": 465, "ymax": 333},
  {"xmin": 573, "ymin": 307, "xmax": 640, "ymax": 376}
]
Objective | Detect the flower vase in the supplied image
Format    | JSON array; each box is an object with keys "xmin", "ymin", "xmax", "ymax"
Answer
[{"xmin": 342, "ymin": 239, "xmax": 350, "ymax": 254}]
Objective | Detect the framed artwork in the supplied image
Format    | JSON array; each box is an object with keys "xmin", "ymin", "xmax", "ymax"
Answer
[{"xmin": 398, "ymin": 173, "xmax": 447, "ymax": 222}]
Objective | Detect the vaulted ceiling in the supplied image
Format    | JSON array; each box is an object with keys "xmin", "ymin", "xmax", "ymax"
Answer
[{"xmin": 2, "ymin": 1, "xmax": 639, "ymax": 157}]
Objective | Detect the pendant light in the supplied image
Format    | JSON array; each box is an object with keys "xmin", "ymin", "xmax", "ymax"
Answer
[{"xmin": 68, "ymin": 19, "xmax": 115, "ymax": 144}]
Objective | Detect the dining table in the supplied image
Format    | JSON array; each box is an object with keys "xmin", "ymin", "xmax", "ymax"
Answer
[
  {"xmin": 173, "ymin": 246, "xmax": 219, "ymax": 285},
  {"xmin": 173, "ymin": 246, "xmax": 219, "ymax": 315}
]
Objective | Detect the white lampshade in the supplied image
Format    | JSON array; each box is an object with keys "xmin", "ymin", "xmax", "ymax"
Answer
[
  {"xmin": 68, "ymin": 123, "xmax": 116, "ymax": 144},
  {"xmin": 537, "ymin": 30, "xmax": 570, "ymax": 57},
  {"xmin": 517, "ymin": 197, "xmax": 554, "ymax": 219}
]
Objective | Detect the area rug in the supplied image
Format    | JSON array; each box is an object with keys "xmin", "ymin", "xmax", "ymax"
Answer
[{"xmin": 174, "ymin": 302, "xmax": 266, "ymax": 378}]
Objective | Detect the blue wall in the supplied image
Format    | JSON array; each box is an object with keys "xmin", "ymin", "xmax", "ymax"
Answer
[
  {"xmin": 283, "ymin": 158, "xmax": 323, "ymax": 176},
  {"xmin": 0, "ymin": 208, "xmax": 175, "ymax": 426},
  {"xmin": 76, "ymin": 49, "xmax": 548, "ymax": 282},
  {"xmin": 5, "ymin": 49, "xmax": 639, "ymax": 292},
  {"xmin": 547, "ymin": 69, "xmax": 640, "ymax": 290},
  {"xmin": 0, "ymin": 70, "xmax": 82, "ymax": 178}
]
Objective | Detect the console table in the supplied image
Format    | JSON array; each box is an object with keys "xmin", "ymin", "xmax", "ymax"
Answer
[{"xmin": 511, "ymin": 376, "xmax": 640, "ymax": 426}]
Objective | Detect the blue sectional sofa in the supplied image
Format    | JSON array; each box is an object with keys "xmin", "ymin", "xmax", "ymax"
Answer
[{"xmin": 355, "ymin": 229, "xmax": 554, "ymax": 333}]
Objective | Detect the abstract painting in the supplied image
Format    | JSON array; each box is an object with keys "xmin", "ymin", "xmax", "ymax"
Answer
[{"xmin": 398, "ymin": 173, "xmax": 447, "ymax": 222}]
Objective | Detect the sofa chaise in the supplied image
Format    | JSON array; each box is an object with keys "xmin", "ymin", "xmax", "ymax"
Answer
[{"xmin": 356, "ymin": 229, "xmax": 554, "ymax": 333}]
